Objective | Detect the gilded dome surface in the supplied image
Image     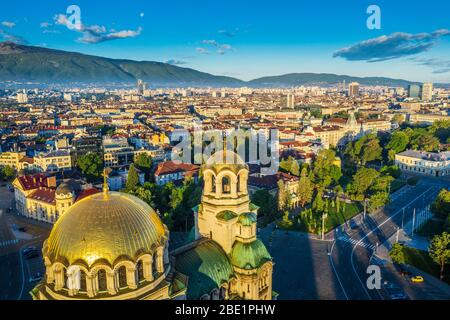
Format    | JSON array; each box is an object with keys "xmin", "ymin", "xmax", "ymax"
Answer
[{"xmin": 45, "ymin": 191, "xmax": 167, "ymax": 266}]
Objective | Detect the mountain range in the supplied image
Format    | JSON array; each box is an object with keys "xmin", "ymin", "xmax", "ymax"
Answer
[{"xmin": 0, "ymin": 41, "xmax": 440, "ymax": 88}]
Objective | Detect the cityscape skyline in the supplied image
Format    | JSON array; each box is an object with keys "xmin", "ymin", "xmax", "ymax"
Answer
[{"xmin": 1, "ymin": 0, "xmax": 450, "ymax": 83}]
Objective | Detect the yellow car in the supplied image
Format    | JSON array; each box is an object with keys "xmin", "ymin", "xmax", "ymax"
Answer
[{"xmin": 410, "ymin": 276, "xmax": 424, "ymax": 283}]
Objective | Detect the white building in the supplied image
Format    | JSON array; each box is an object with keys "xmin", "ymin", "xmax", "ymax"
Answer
[{"xmin": 395, "ymin": 150, "xmax": 450, "ymax": 177}]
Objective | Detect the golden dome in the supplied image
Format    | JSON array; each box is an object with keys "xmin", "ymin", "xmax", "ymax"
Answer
[{"xmin": 44, "ymin": 191, "xmax": 167, "ymax": 266}]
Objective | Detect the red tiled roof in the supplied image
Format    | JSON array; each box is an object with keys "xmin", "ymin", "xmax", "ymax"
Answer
[
  {"xmin": 17, "ymin": 173, "xmax": 48, "ymax": 191},
  {"xmin": 75, "ymin": 188, "xmax": 100, "ymax": 202},
  {"xmin": 154, "ymin": 161, "xmax": 199, "ymax": 177},
  {"xmin": 28, "ymin": 187, "xmax": 55, "ymax": 204}
]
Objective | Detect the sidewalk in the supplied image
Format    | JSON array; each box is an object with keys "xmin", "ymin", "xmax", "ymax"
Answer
[{"xmin": 375, "ymin": 218, "xmax": 430, "ymax": 260}]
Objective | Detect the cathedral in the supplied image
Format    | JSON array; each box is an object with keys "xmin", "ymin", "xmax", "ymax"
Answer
[{"xmin": 31, "ymin": 150, "xmax": 274, "ymax": 300}]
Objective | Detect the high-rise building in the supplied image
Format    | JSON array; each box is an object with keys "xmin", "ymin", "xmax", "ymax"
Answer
[
  {"xmin": 286, "ymin": 93, "xmax": 295, "ymax": 108},
  {"xmin": 16, "ymin": 90, "xmax": 28, "ymax": 103},
  {"xmin": 420, "ymin": 82, "xmax": 433, "ymax": 101},
  {"xmin": 137, "ymin": 79, "xmax": 146, "ymax": 95},
  {"xmin": 408, "ymin": 84, "xmax": 420, "ymax": 98},
  {"xmin": 348, "ymin": 82, "xmax": 360, "ymax": 97}
]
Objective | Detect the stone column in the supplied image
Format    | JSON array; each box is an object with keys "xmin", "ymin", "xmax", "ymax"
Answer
[
  {"xmin": 126, "ymin": 266, "xmax": 137, "ymax": 289},
  {"xmin": 86, "ymin": 274, "xmax": 95, "ymax": 298},
  {"xmin": 143, "ymin": 257, "xmax": 153, "ymax": 281},
  {"xmin": 106, "ymin": 271, "xmax": 117, "ymax": 295},
  {"xmin": 54, "ymin": 269, "xmax": 64, "ymax": 291},
  {"xmin": 156, "ymin": 250, "xmax": 164, "ymax": 273}
]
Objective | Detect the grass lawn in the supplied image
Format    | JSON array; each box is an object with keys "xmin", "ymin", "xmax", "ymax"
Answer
[
  {"xmin": 390, "ymin": 179, "xmax": 406, "ymax": 193},
  {"xmin": 276, "ymin": 202, "xmax": 362, "ymax": 234},
  {"xmin": 325, "ymin": 202, "xmax": 362, "ymax": 232},
  {"xmin": 402, "ymin": 246, "xmax": 449, "ymax": 283}
]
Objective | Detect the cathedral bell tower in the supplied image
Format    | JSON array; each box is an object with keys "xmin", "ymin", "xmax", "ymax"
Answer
[{"xmin": 193, "ymin": 150, "xmax": 273, "ymax": 300}]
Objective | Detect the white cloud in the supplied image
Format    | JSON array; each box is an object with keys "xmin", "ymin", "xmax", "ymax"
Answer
[
  {"xmin": 1, "ymin": 21, "xmax": 16, "ymax": 28},
  {"xmin": 333, "ymin": 29, "xmax": 450, "ymax": 62},
  {"xmin": 54, "ymin": 13, "xmax": 142, "ymax": 44}
]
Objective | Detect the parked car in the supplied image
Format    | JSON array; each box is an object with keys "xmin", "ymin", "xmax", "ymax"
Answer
[{"xmin": 411, "ymin": 276, "xmax": 424, "ymax": 283}]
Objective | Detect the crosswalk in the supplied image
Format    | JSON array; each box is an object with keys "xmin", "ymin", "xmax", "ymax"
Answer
[
  {"xmin": 337, "ymin": 235, "xmax": 377, "ymax": 251},
  {"xmin": 0, "ymin": 239, "xmax": 18, "ymax": 247}
]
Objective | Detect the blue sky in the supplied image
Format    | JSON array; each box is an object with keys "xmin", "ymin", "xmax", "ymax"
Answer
[{"xmin": 1, "ymin": 0, "xmax": 450, "ymax": 82}]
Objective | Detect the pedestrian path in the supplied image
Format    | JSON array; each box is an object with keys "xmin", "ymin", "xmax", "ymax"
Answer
[
  {"xmin": 336, "ymin": 235, "xmax": 376, "ymax": 251},
  {"xmin": 0, "ymin": 239, "xmax": 18, "ymax": 247}
]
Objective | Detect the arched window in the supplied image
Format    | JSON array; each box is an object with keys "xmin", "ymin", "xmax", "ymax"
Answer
[
  {"xmin": 136, "ymin": 260, "xmax": 144, "ymax": 283},
  {"xmin": 117, "ymin": 266, "xmax": 127, "ymax": 289},
  {"xmin": 97, "ymin": 269, "xmax": 107, "ymax": 292},
  {"xmin": 79, "ymin": 270, "xmax": 87, "ymax": 293},
  {"xmin": 153, "ymin": 254, "xmax": 158, "ymax": 276},
  {"xmin": 222, "ymin": 176, "xmax": 230, "ymax": 194}
]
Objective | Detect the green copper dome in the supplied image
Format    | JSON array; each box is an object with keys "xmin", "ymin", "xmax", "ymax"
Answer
[
  {"xmin": 237, "ymin": 212, "xmax": 257, "ymax": 226},
  {"xmin": 231, "ymin": 239, "xmax": 271, "ymax": 270},
  {"xmin": 174, "ymin": 239, "xmax": 233, "ymax": 299}
]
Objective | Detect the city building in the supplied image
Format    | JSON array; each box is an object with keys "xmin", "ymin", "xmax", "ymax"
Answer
[
  {"xmin": 348, "ymin": 82, "xmax": 360, "ymax": 97},
  {"xmin": 31, "ymin": 151, "xmax": 273, "ymax": 300},
  {"xmin": 154, "ymin": 161, "xmax": 200, "ymax": 186},
  {"xmin": 34, "ymin": 150, "xmax": 73, "ymax": 172},
  {"xmin": 0, "ymin": 151, "xmax": 25, "ymax": 170},
  {"xmin": 408, "ymin": 84, "xmax": 420, "ymax": 98},
  {"xmin": 17, "ymin": 90, "xmax": 28, "ymax": 103},
  {"xmin": 12, "ymin": 173, "xmax": 99, "ymax": 223},
  {"xmin": 286, "ymin": 93, "xmax": 295, "ymax": 109},
  {"xmin": 420, "ymin": 82, "xmax": 433, "ymax": 101},
  {"xmin": 395, "ymin": 150, "xmax": 450, "ymax": 177}
]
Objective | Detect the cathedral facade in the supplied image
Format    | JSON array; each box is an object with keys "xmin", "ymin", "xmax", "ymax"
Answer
[{"xmin": 32, "ymin": 151, "xmax": 274, "ymax": 300}]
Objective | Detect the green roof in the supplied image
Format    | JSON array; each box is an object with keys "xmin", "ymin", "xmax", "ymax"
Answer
[
  {"xmin": 216, "ymin": 210, "xmax": 237, "ymax": 221},
  {"xmin": 231, "ymin": 239, "xmax": 272, "ymax": 270},
  {"xmin": 174, "ymin": 239, "xmax": 233, "ymax": 299},
  {"xmin": 238, "ymin": 212, "xmax": 257, "ymax": 226},
  {"xmin": 249, "ymin": 202, "xmax": 260, "ymax": 211}
]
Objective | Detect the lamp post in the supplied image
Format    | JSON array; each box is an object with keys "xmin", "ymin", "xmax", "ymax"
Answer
[{"xmin": 321, "ymin": 213, "xmax": 327, "ymax": 241}]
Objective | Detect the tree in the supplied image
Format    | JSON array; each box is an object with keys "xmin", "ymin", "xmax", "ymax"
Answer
[
  {"xmin": 277, "ymin": 179, "xmax": 289, "ymax": 211},
  {"xmin": 431, "ymin": 189, "xmax": 450, "ymax": 220},
  {"xmin": 389, "ymin": 243, "xmax": 406, "ymax": 264},
  {"xmin": 1, "ymin": 165, "xmax": 15, "ymax": 181},
  {"xmin": 313, "ymin": 149, "xmax": 342, "ymax": 187},
  {"xmin": 347, "ymin": 167, "xmax": 380, "ymax": 201},
  {"xmin": 134, "ymin": 153, "xmax": 153, "ymax": 178},
  {"xmin": 345, "ymin": 134, "xmax": 382, "ymax": 166},
  {"xmin": 386, "ymin": 131, "xmax": 409, "ymax": 160},
  {"xmin": 132, "ymin": 186, "xmax": 154, "ymax": 206},
  {"xmin": 279, "ymin": 156, "xmax": 300, "ymax": 176},
  {"xmin": 392, "ymin": 114, "xmax": 405, "ymax": 124},
  {"xmin": 77, "ymin": 153, "xmax": 103, "ymax": 182},
  {"xmin": 126, "ymin": 164, "xmax": 140, "ymax": 191},
  {"xmin": 297, "ymin": 168, "xmax": 314, "ymax": 207},
  {"xmin": 252, "ymin": 189, "xmax": 277, "ymax": 223},
  {"xmin": 428, "ymin": 232, "xmax": 450, "ymax": 280}
]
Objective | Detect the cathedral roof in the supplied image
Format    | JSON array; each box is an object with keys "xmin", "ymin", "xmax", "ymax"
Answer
[
  {"xmin": 231, "ymin": 239, "xmax": 271, "ymax": 270},
  {"xmin": 174, "ymin": 238, "xmax": 233, "ymax": 299},
  {"xmin": 44, "ymin": 191, "xmax": 167, "ymax": 266}
]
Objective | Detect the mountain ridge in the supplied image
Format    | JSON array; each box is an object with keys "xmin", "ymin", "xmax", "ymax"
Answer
[{"xmin": 0, "ymin": 42, "xmax": 445, "ymax": 88}]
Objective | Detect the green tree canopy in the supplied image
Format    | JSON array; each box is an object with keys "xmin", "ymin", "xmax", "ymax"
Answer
[
  {"xmin": 297, "ymin": 167, "xmax": 314, "ymax": 207},
  {"xmin": 389, "ymin": 243, "xmax": 406, "ymax": 265},
  {"xmin": 134, "ymin": 153, "xmax": 153, "ymax": 177},
  {"xmin": 76, "ymin": 153, "xmax": 103, "ymax": 182},
  {"xmin": 431, "ymin": 189, "xmax": 450, "ymax": 220},
  {"xmin": 126, "ymin": 164, "xmax": 140, "ymax": 191},
  {"xmin": 428, "ymin": 232, "xmax": 450, "ymax": 280}
]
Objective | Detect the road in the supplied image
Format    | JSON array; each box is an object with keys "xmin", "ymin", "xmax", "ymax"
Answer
[
  {"xmin": 329, "ymin": 176, "xmax": 450, "ymax": 300},
  {"xmin": 0, "ymin": 185, "xmax": 50, "ymax": 300}
]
